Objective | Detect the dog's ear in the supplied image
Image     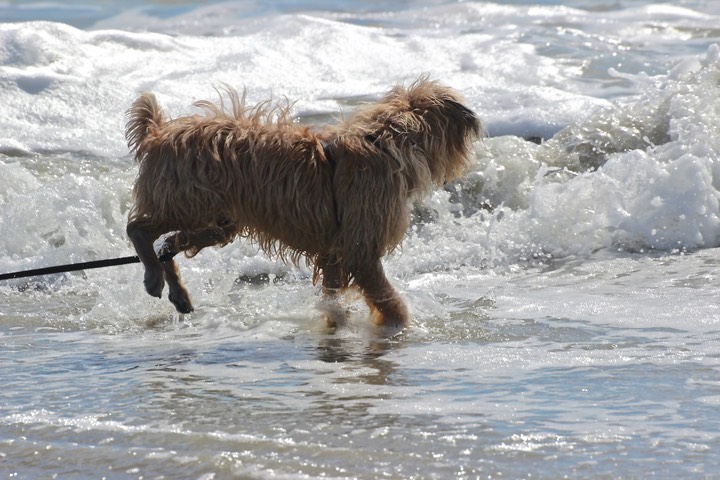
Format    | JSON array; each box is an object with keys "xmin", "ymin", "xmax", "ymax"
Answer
[
  {"xmin": 401, "ymin": 78, "xmax": 482, "ymax": 140},
  {"xmin": 444, "ymin": 98, "xmax": 482, "ymax": 138}
]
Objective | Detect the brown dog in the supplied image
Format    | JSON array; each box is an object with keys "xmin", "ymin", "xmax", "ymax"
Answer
[{"xmin": 125, "ymin": 78, "xmax": 481, "ymax": 328}]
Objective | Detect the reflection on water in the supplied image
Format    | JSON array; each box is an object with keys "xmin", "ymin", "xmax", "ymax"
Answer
[{"xmin": 3, "ymin": 264, "xmax": 720, "ymax": 479}]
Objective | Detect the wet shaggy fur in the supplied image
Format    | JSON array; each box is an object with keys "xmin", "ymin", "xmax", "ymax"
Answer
[{"xmin": 125, "ymin": 78, "xmax": 481, "ymax": 328}]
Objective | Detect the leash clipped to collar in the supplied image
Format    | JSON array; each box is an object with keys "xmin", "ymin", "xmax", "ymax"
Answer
[{"xmin": 0, "ymin": 251, "xmax": 177, "ymax": 282}]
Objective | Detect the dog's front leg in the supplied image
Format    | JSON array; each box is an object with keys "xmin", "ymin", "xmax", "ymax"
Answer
[
  {"xmin": 127, "ymin": 220, "xmax": 165, "ymax": 299},
  {"xmin": 317, "ymin": 255, "xmax": 349, "ymax": 328},
  {"xmin": 350, "ymin": 259, "xmax": 409, "ymax": 329}
]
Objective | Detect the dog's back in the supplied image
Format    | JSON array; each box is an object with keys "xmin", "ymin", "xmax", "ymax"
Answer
[{"xmin": 125, "ymin": 92, "xmax": 340, "ymax": 259}]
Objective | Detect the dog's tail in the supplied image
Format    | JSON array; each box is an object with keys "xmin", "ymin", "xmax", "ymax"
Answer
[{"xmin": 125, "ymin": 93, "xmax": 165, "ymax": 159}]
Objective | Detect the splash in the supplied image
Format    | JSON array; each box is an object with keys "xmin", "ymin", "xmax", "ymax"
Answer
[{"xmin": 447, "ymin": 45, "xmax": 720, "ymax": 264}]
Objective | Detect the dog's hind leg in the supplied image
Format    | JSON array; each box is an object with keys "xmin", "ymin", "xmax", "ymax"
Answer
[
  {"xmin": 350, "ymin": 259, "xmax": 409, "ymax": 329},
  {"xmin": 157, "ymin": 224, "xmax": 237, "ymax": 313},
  {"xmin": 161, "ymin": 260, "xmax": 193, "ymax": 314},
  {"xmin": 158, "ymin": 223, "xmax": 237, "ymax": 259},
  {"xmin": 127, "ymin": 219, "xmax": 166, "ymax": 299}
]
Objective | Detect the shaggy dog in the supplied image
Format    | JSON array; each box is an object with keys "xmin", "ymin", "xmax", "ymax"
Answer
[{"xmin": 125, "ymin": 78, "xmax": 481, "ymax": 328}]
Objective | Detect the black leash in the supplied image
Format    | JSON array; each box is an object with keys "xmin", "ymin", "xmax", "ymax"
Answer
[
  {"xmin": 0, "ymin": 255, "xmax": 141, "ymax": 281},
  {"xmin": 0, "ymin": 247, "xmax": 181, "ymax": 282}
]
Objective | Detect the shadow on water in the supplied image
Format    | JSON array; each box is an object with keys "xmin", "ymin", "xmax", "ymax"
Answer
[{"xmin": 314, "ymin": 332, "xmax": 402, "ymax": 386}]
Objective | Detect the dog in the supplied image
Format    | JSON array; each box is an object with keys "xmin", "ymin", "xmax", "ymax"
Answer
[{"xmin": 125, "ymin": 78, "xmax": 481, "ymax": 328}]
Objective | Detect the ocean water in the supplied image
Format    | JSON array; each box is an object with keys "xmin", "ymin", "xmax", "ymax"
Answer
[{"xmin": 2, "ymin": 0, "xmax": 720, "ymax": 478}]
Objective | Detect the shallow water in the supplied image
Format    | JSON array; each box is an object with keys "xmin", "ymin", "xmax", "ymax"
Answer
[{"xmin": 2, "ymin": 0, "xmax": 720, "ymax": 478}]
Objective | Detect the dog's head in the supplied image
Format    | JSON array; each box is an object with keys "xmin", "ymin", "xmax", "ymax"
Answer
[{"xmin": 362, "ymin": 78, "xmax": 482, "ymax": 189}]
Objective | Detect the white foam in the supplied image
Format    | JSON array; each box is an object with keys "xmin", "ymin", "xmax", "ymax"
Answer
[
  {"xmin": 450, "ymin": 46, "xmax": 720, "ymax": 263},
  {"xmin": 1, "ymin": 3, "xmax": 720, "ymax": 330},
  {"xmin": 0, "ymin": 3, "xmax": 634, "ymax": 155}
]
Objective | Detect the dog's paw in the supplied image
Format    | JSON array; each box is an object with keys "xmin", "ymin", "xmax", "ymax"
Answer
[
  {"xmin": 144, "ymin": 268, "xmax": 165, "ymax": 298},
  {"xmin": 369, "ymin": 306, "xmax": 409, "ymax": 331},
  {"xmin": 169, "ymin": 289, "xmax": 194, "ymax": 314},
  {"xmin": 320, "ymin": 305, "xmax": 349, "ymax": 331}
]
